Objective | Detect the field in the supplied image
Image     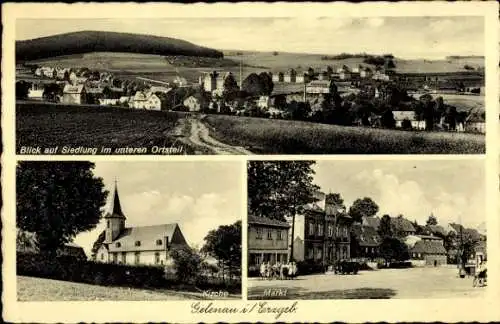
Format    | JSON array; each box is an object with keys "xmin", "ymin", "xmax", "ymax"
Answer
[
  {"xmin": 16, "ymin": 102, "xmax": 192, "ymax": 154},
  {"xmin": 438, "ymin": 94, "xmax": 485, "ymax": 112},
  {"xmin": 204, "ymin": 115, "xmax": 485, "ymax": 154},
  {"xmin": 17, "ymin": 276, "xmax": 227, "ymax": 301},
  {"xmin": 224, "ymin": 51, "xmax": 484, "ymax": 73},
  {"xmin": 23, "ymin": 51, "xmax": 485, "ymax": 85}
]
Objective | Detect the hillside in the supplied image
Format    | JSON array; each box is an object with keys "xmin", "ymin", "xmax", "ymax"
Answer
[{"xmin": 16, "ymin": 31, "xmax": 223, "ymax": 61}]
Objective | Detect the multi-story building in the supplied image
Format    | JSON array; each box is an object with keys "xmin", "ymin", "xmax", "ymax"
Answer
[
  {"xmin": 288, "ymin": 192, "xmax": 354, "ymax": 268},
  {"xmin": 248, "ymin": 215, "xmax": 290, "ymax": 267}
]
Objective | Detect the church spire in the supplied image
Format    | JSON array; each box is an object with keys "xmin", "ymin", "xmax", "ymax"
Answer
[{"xmin": 107, "ymin": 179, "xmax": 125, "ymax": 219}]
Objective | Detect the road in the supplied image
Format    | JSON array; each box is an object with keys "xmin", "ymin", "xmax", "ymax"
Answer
[
  {"xmin": 183, "ymin": 114, "xmax": 253, "ymax": 155},
  {"xmin": 248, "ymin": 266, "xmax": 487, "ymax": 299}
]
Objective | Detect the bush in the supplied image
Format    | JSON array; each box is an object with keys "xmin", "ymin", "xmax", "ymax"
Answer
[{"xmin": 388, "ymin": 261, "xmax": 413, "ymax": 268}]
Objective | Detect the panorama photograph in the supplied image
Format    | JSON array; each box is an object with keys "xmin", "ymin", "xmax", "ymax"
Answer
[
  {"xmin": 15, "ymin": 16, "xmax": 485, "ymax": 155},
  {"xmin": 16, "ymin": 161, "xmax": 242, "ymax": 301},
  {"xmin": 247, "ymin": 160, "xmax": 487, "ymax": 299}
]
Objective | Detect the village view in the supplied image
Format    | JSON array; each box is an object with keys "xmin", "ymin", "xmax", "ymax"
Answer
[
  {"xmin": 247, "ymin": 161, "xmax": 487, "ymax": 299},
  {"xmin": 16, "ymin": 54, "xmax": 485, "ymax": 134}
]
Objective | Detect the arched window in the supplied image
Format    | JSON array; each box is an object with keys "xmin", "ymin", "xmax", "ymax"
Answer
[
  {"xmin": 156, "ymin": 239, "xmax": 162, "ymax": 246},
  {"xmin": 115, "ymin": 242, "xmax": 121, "ymax": 248}
]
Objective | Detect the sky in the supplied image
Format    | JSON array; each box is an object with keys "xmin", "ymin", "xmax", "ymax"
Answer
[
  {"xmin": 16, "ymin": 16, "xmax": 484, "ymax": 59},
  {"xmin": 73, "ymin": 161, "xmax": 242, "ymax": 256},
  {"xmin": 312, "ymin": 159, "xmax": 485, "ymax": 229}
]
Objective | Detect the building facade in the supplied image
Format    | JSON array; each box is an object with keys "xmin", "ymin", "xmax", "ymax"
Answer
[
  {"xmin": 248, "ymin": 215, "xmax": 290, "ymax": 267},
  {"xmin": 62, "ymin": 84, "xmax": 86, "ymax": 105},
  {"xmin": 289, "ymin": 192, "xmax": 353, "ymax": 267},
  {"xmin": 94, "ymin": 182, "xmax": 189, "ymax": 266}
]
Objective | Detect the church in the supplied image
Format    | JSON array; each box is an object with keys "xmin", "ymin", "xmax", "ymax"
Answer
[{"xmin": 93, "ymin": 181, "xmax": 189, "ymax": 266}]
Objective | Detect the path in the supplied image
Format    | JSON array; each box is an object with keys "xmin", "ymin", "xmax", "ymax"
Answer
[{"xmin": 184, "ymin": 114, "xmax": 253, "ymax": 155}]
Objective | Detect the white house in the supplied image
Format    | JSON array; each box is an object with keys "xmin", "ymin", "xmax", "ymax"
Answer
[
  {"xmin": 27, "ymin": 83, "xmax": 44, "ymax": 100},
  {"xmin": 146, "ymin": 93, "xmax": 162, "ymax": 110},
  {"xmin": 62, "ymin": 84, "xmax": 86, "ymax": 105},
  {"xmin": 183, "ymin": 95, "xmax": 204, "ymax": 112},
  {"xmin": 94, "ymin": 182, "xmax": 189, "ymax": 266},
  {"xmin": 257, "ymin": 96, "xmax": 271, "ymax": 109},
  {"xmin": 393, "ymin": 111, "xmax": 426, "ymax": 130},
  {"xmin": 99, "ymin": 99, "xmax": 119, "ymax": 106}
]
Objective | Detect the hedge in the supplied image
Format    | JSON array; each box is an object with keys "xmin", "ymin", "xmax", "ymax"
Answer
[{"xmin": 17, "ymin": 252, "xmax": 167, "ymax": 289}]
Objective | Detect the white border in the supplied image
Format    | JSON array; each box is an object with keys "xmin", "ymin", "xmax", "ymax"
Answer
[{"xmin": 2, "ymin": 1, "xmax": 500, "ymax": 323}]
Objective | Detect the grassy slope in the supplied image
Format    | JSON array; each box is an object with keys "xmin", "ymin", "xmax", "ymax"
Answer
[
  {"xmin": 204, "ymin": 115, "xmax": 485, "ymax": 154},
  {"xmin": 16, "ymin": 30, "xmax": 223, "ymax": 61},
  {"xmin": 17, "ymin": 276, "xmax": 199, "ymax": 301}
]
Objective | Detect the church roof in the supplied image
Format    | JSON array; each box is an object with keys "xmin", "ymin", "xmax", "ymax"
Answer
[
  {"xmin": 105, "ymin": 181, "xmax": 126, "ymax": 219},
  {"xmin": 108, "ymin": 223, "xmax": 185, "ymax": 252}
]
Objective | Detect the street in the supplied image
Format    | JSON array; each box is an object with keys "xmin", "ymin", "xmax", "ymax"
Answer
[{"xmin": 248, "ymin": 265, "xmax": 486, "ymax": 299}]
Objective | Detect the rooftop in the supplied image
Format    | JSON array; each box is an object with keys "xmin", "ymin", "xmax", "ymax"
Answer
[{"xmin": 248, "ymin": 215, "xmax": 290, "ymax": 228}]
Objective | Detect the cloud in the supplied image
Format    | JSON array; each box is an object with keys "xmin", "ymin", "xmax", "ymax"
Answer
[
  {"xmin": 366, "ymin": 18, "xmax": 385, "ymax": 28},
  {"xmin": 352, "ymin": 168, "xmax": 484, "ymax": 227}
]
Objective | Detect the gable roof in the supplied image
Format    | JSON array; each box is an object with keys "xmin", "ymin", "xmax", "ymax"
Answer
[
  {"xmin": 108, "ymin": 223, "xmax": 186, "ymax": 252},
  {"xmin": 391, "ymin": 216, "xmax": 416, "ymax": 233},
  {"xmin": 426, "ymin": 225, "xmax": 446, "ymax": 237},
  {"xmin": 248, "ymin": 215, "xmax": 290, "ymax": 228},
  {"xmin": 363, "ymin": 216, "xmax": 381, "ymax": 230},
  {"xmin": 411, "ymin": 240, "xmax": 446, "ymax": 255},
  {"xmin": 448, "ymin": 223, "xmax": 465, "ymax": 233}
]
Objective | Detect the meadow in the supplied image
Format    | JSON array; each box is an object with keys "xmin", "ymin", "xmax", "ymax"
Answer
[
  {"xmin": 16, "ymin": 102, "xmax": 190, "ymax": 154},
  {"xmin": 204, "ymin": 115, "xmax": 485, "ymax": 154}
]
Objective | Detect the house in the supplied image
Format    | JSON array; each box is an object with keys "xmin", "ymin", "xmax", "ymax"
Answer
[
  {"xmin": 362, "ymin": 216, "xmax": 381, "ymax": 230},
  {"xmin": 372, "ymin": 71, "xmax": 391, "ymax": 81},
  {"xmin": 200, "ymin": 71, "xmax": 238, "ymax": 96},
  {"xmin": 446, "ymin": 223, "xmax": 465, "ymax": 236},
  {"xmin": 295, "ymin": 73, "xmax": 308, "ymax": 84},
  {"xmin": 17, "ymin": 229, "xmax": 86, "ymax": 260},
  {"xmin": 62, "ymin": 84, "xmax": 86, "ymax": 105},
  {"xmin": 465, "ymin": 113, "xmax": 485, "ymax": 134},
  {"xmin": 306, "ymin": 80, "xmax": 337, "ymax": 95},
  {"xmin": 42, "ymin": 67, "xmax": 56, "ymax": 78},
  {"xmin": 183, "ymin": 95, "xmax": 207, "ymax": 112},
  {"xmin": 173, "ymin": 76, "xmax": 189, "ymax": 87},
  {"xmin": 284, "ymin": 69, "xmax": 297, "ymax": 83},
  {"xmin": 390, "ymin": 215, "xmax": 416, "ymax": 237},
  {"xmin": 406, "ymin": 235, "xmax": 447, "ymax": 266},
  {"xmin": 98, "ymin": 98, "xmax": 119, "ymax": 106},
  {"xmin": 288, "ymin": 192, "xmax": 353, "ymax": 267},
  {"xmin": 272, "ymin": 72, "xmax": 284, "ymax": 83},
  {"xmin": 145, "ymin": 93, "xmax": 162, "ymax": 110},
  {"xmin": 393, "ymin": 111, "xmax": 426, "ymax": 130},
  {"xmin": 247, "ymin": 215, "xmax": 290, "ymax": 268},
  {"xmin": 336, "ymin": 65, "xmax": 351, "ymax": 74},
  {"xmin": 131, "ymin": 91, "xmax": 148, "ymax": 109},
  {"xmin": 94, "ymin": 182, "xmax": 189, "ymax": 266},
  {"xmin": 351, "ymin": 224, "xmax": 381, "ymax": 260},
  {"xmin": 256, "ymin": 96, "xmax": 271, "ymax": 109},
  {"xmin": 27, "ymin": 83, "xmax": 44, "ymax": 100},
  {"xmin": 339, "ymin": 70, "xmax": 352, "ymax": 81},
  {"xmin": 425, "ymin": 224, "xmax": 446, "ymax": 237},
  {"xmin": 360, "ymin": 66, "xmax": 373, "ymax": 78}
]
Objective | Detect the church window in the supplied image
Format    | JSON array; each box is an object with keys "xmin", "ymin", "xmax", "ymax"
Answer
[
  {"xmin": 116, "ymin": 242, "xmax": 121, "ymax": 248},
  {"xmin": 156, "ymin": 239, "xmax": 162, "ymax": 246},
  {"xmin": 155, "ymin": 252, "xmax": 160, "ymax": 264},
  {"xmin": 135, "ymin": 252, "xmax": 140, "ymax": 264},
  {"xmin": 135, "ymin": 241, "xmax": 141, "ymax": 247}
]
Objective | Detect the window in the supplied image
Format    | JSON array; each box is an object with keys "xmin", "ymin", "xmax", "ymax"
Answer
[
  {"xmin": 135, "ymin": 252, "xmax": 140, "ymax": 264},
  {"xmin": 115, "ymin": 242, "xmax": 121, "ymax": 248},
  {"xmin": 112, "ymin": 253, "xmax": 118, "ymax": 264},
  {"xmin": 277, "ymin": 230, "xmax": 283, "ymax": 240},
  {"xmin": 308, "ymin": 223, "xmax": 315, "ymax": 236},
  {"xmin": 155, "ymin": 252, "xmax": 160, "ymax": 264},
  {"xmin": 316, "ymin": 248, "xmax": 323, "ymax": 260},
  {"xmin": 328, "ymin": 225, "xmax": 334, "ymax": 237},
  {"xmin": 135, "ymin": 241, "xmax": 141, "ymax": 247},
  {"xmin": 318, "ymin": 224, "xmax": 324, "ymax": 236},
  {"xmin": 256, "ymin": 228, "xmax": 263, "ymax": 239},
  {"xmin": 121, "ymin": 252, "xmax": 126, "ymax": 264},
  {"xmin": 101, "ymin": 253, "xmax": 104, "ymax": 260},
  {"xmin": 156, "ymin": 239, "xmax": 162, "ymax": 246},
  {"xmin": 267, "ymin": 229, "xmax": 272, "ymax": 240},
  {"xmin": 107, "ymin": 220, "xmax": 110, "ymax": 228},
  {"xmin": 307, "ymin": 248, "xmax": 314, "ymax": 259}
]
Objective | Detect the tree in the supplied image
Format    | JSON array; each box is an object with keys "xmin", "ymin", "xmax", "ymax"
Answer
[
  {"xmin": 426, "ymin": 214, "xmax": 438, "ymax": 226},
  {"xmin": 16, "ymin": 161, "xmax": 108, "ymax": 255},
  {"xmin": 241, "ymin": 73, "xmax": 264, "ymax": 96},
  {"xmin": 348, "ymin": 197, "xmax": 379, "ymax": 223},
  {"xmin": 247, "ymin": 161, "xmax": 320, "ymax": 260},
  {"xmin": 222, "ymin": 74, "xmax": 240, "ymax": 100},
  {"xmin": 380, "ymin": 109, "xmax": 396, "ymax": 128},
  {"xmin": 201, "ymin": 221, "xmax": 241, "ymax": 281},
  {"xmin": 379, "ymin": 237, "xmax": 410, "ymax": 265},
  {"xmin": 258, "ymin": 72, "xmax": 274, "ymax": 95},
  {"xmin": 43, "ymin": 83, "xmax": 63, "ymax": 102},
  {"xmin": 378, "ymin": 214, "xmax": 393, "ymax": 238},
  {"xmin": 169, "ymin": 245, "xmax": 201, "ymax": 283},
  {"xmin": 16, "ymin": 80, "xmax": 31, "ymax": 100},
  {"xmin": 401, "ymin": 118, "xmax": 412, "ymax": 130}
]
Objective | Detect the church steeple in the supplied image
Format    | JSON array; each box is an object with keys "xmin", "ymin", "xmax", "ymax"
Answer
[
  {"xmin": 104, "ymin": 179, "xmax": 126, "ymax": 243},
  {"xmin": 106, "ymin": 179, "xmax": 126, "ymax": 219}
]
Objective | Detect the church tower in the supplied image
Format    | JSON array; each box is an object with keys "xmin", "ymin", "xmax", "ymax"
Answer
[{"xmin": 104, "ymin": 180, "xmax": 126, "ymax": 244}]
